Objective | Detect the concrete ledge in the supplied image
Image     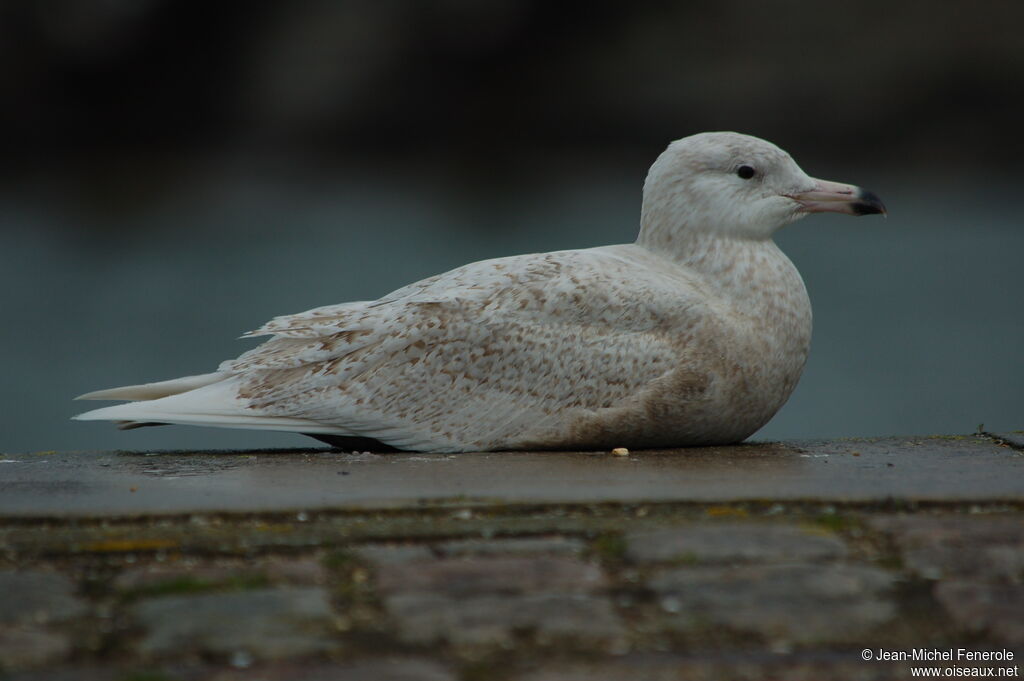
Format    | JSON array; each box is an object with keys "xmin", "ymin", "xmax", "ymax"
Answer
[
  {"xmin": 1, "ymin": 434, "xmax": 1022, "ymax": 678},
  {"xmin": 1, "ymin": 434, "xmax": 1022, "ymax": 518}
]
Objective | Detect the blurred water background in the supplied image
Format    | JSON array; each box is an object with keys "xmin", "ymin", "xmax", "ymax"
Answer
[{"xmin": 2, "ymin": 2, "xmax": 1021, "ymax": 452}]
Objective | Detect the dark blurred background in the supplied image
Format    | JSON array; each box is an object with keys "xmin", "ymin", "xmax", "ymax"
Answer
[{"xmin": 3, "ymin": 0, "xmax": 1021, "ymax": 452}]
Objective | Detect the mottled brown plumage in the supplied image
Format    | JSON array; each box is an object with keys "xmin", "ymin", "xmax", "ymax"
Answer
[{"xmin": 75, "ymin": 132, "xmax": 884, "ymax": 452}]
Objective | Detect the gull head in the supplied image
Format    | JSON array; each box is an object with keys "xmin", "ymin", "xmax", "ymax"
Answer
[{"xmin": 640, "ymin": 132, "xmax": 886, "ymax": 242}]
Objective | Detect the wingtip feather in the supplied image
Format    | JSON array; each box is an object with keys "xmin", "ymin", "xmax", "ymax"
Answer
[{"xmin": 74, "ymin": 373, "xmax": 228, "ymax": 402}]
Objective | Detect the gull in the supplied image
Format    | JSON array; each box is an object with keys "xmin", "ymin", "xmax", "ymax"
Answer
[{"xmin": 74, "ymin": 132, "xmax": 885, "ymax": 452}]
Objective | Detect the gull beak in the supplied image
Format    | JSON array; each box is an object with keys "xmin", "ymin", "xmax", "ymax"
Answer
[{"xmin": 788, "ymin": 178, "xmax": 887, "ymax": 216}]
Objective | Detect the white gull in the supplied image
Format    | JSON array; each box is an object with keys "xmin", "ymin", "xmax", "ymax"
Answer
[{"xmin": 74, "ymin": 132, "xmax": 885, "ymax": 452}]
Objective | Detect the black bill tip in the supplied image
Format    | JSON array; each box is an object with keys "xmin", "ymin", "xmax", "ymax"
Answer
[{"xmin": 852, "ymin": 189, "xmax": 887, "ymax": 216}]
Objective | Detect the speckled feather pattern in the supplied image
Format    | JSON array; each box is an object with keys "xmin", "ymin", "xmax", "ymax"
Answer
[
  {"xmin": 220, "ymin": 241, "xmax": 810, "ymax": 452},
  {"xmin": 75, "ymin": 132, "xmax": 874, "ymax": 452}
]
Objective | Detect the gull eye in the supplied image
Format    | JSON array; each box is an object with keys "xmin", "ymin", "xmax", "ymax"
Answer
[{"xmin": 736, "ymin": 165, "xmax": 756, "ymax": 180}]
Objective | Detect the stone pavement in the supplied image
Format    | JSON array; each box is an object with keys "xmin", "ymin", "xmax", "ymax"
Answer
[{"xmin": 1, "ymin": 433, "xmax": 1022, "ymax": 680}]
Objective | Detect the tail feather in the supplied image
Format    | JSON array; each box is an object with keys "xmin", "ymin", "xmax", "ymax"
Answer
[
  {"xmin": 73, "ymin": 374, "xmax": 356, "ymax": 436},
  {"xmin": 75, "ymin": 372, "xmax": 228, "ymax": 401},
  {"xmin": 73, "ymin": 402, "xmax": 347, "ymax": 434}
]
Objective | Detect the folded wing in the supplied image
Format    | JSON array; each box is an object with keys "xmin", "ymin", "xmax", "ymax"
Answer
[{"xmin": 75, "ymin": 246, "xmax": 705, "ymax": 451}]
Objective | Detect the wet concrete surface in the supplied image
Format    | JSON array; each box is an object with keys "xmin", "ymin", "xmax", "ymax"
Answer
[
  {"xmin": 3, "ymin": 435, "xmax": 1023, "ymax": 678},
  {"xmin": 1, "ymin": 435, "xmax": 1021, "ymax": 517}
]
